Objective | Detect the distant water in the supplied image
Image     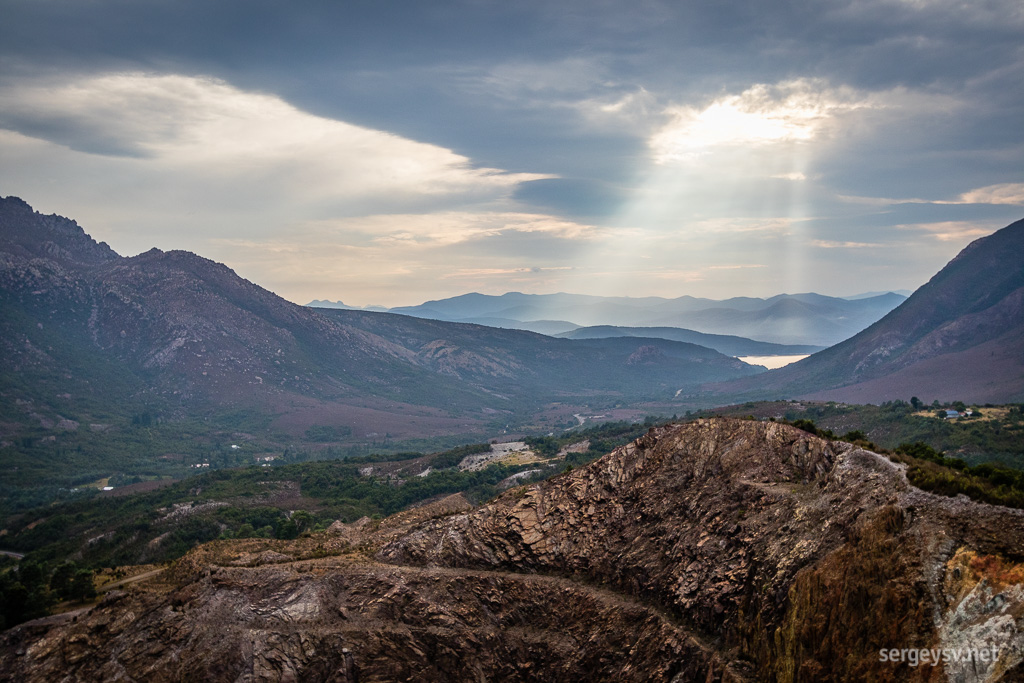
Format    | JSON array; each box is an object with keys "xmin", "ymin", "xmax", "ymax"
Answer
[{"xmin": 738, "ymin": 354, "xmax": 809, "ymax": 369}]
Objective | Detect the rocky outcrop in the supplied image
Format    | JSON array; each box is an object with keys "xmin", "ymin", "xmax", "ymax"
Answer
[
  {"xmin": 1, "ymin": 562, "xmax": 734, "ymax": 682},
  {"xmin": 383, "ymin": 419, "xmax": 1024, "ymax": 680},
  {"xmin": 3, "ymin": 419, "xmax": 1024, "ymax": 681}
]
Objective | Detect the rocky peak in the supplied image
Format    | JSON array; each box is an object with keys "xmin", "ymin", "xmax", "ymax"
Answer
[{"xmin": 0, "ymin": 196, "xmax": 119, "ymax": 267}]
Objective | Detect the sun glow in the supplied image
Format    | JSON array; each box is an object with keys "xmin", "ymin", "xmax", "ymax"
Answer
[
  {"xmin": 650, "ymin": 79, "xmax": 875, "ymax": 164},
  {"xmin": 569, "ymin": 79, "xmax": 894, "ymax": 298}
]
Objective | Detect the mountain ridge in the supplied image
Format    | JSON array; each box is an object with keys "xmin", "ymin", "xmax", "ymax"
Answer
[
  {"xmin": 0, "ymin": 196, "xmax": 759, "ymax": 452},
  {"xmin": 359, "ymin": 289, "xmax": 907, "ymax": 347}
]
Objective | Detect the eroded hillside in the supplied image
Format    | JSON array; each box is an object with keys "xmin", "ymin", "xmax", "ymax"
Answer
[{"xmin": 2, "ymin": 419, "xmax": 1023, "ymax": 681}]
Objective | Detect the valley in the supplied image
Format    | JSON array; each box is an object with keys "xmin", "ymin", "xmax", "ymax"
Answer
[{"xmin": 3, "ymin": 0, "xmax": 1024, "ymax": 677}]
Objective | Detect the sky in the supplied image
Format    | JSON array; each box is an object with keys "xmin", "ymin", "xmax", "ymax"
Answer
[{"xmin": 1, "ymin": 0, "xmax": 1022, "ymax": 307}]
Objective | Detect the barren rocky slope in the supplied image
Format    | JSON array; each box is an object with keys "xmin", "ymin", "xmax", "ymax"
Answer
[{"xmin": 3, "ymin": 419, "xmax": 1024, "ymax": 681}]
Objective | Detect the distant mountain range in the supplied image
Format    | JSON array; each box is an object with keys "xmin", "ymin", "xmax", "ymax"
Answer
[
  {"xmin": 0, "ymin": 196, "xmax": 760, "ymax": 445},
  {"xmin": 311, "ymin": 290, "xmax": 907, "ymax": 347},
  {"xmin": 4, "ymin": 193, "xmax": 1019, "ymax": 454},
  {"xmin": 713, "ymin": 217, "xmax": 1024, "ymax": 404}
]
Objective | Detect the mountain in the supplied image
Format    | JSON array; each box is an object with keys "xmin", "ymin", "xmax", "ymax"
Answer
[
  {"xmin": 428, "ymin": 316, "xmax": 580, "ymax": 336},
  {"xmin": 843, "ymin": 289, "xmax": 913, "ymax": 300},
  {"xmin": 557, "ymin": 325, "xmax": 823, "ymax": 357},
  {"xmin": 306, "ymin": 299, "xmax": 389, "ymax": 312},
  {"xmin": 640, "ymin": 292, "xmax": 907, "ymax": 346},
  {"xmin": 370, "ymin": 290, "xmax": 906, "ymax": 347},
  {"xmin": 714, "ymin": 217, "xmax": 1024, "ymax": 403},
  {"xmin": 305, "ymin": 299, "xmax": 356, "ymax": 309},
  {"xmin": 388, "ymin": 291, "xmax": 670, "ymax": 322},
  {"xmin": 3, "ymin": 419, "xmax": 1023, "ymax": 680},
  {"xmin": 314, "ymin": 308, "xmax": 756, "ymax": 399},
  {"xmin": 0, "ymin": 196, "xmax": 759, "ymax": 451}
]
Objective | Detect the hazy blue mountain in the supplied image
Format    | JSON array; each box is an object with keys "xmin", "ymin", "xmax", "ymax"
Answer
[
  {"xmin": 376, "ymin": 290, "xmax": 906, "ymax": 347},
  {"xmin": 640, "ymin": 293, "xmax": 906, "ymax": 346},
  {"xmin": 843, "ymin": 290, "xmax": 913, "ymax": 300},
  {"xmin": 712, "ymin": 217, "xmax": 1024, "ymax": 404}
]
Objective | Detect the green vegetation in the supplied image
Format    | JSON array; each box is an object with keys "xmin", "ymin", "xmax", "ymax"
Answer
[
  {"xmin": 525, "ymin": 417, "xmax": 661, "ymax": 467},
  {"xmin": 303, "ymin": 425, "xmax": 353, "ymax": 441},
  {"xmin": 793, "ymin": 400, "xmax": 1024, "ymax": 468},
  {"xmin": 0, "ymin": 559, "xmax": 56, "ymax": 630},
  {"xmin": 761, "ymin": 411, "xmax": 1024, "ymax": 510},
  {"xmin": 786, "ymin": 418, "xmax": 837, "ymax": 439},
  {"xmin": 700, "ymin": 399, "xmax": 1024, "ymax": 468},
  {"xmin": 0, "ymin": 419, "xmax": 657, "ymax": 575},
  {"xmin": 890, "ymin": 442, "xmax": 1024, "ymax": 510},
  {"xmin": 0, "ymin": 409, "xmax": 497, "ymax": 518}
]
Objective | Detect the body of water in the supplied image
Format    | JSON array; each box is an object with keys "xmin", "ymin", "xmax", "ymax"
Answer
[{"xmin": 738, "ymin": 354, "xmax": 809, "ymax": 369}]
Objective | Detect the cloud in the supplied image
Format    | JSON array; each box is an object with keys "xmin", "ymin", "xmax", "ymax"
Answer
[
  {"xmin": 442, "ymin": 266, "xmax": 574, "ymax": 279},
  {"xmin": 836, "ymin": 182, "xmax": 1024, "ymax": 207},
  {"xmin": 344, "ymin": 211, "xmax": 597, "ymax": 247},
  {"xmin": 811, "ymin": 239, "xmax": 884, "ymax": 248},
  {"xmin": 656, "ymin": 217, "xmax": 796, "ymax": 238},
  {"xmin": 473, "ymin": 58, "xmax": 610, "ymax": 100},
  {"xmin": 706, "ymin": 264, "xmax": 768, "ymax": 270},
  {"xmin": 1, "ymin": 2, "xmax": 1020, "ymax": 307},
  {"xmin": 0, "ymin": 72, "xmax": 551, "ymax": 204},
  {"xmin": 649, "ymin": 79, "xmax": 882, "ymax": 164},
  {"xmin": 573, "ymin": 87, "xmax": 658, "ymax": 131},
  {"xmin": 452, "ymin": 56, "xmax": 660, "ymax": 139},
  {"xmin": 898, "ymin": 221, "xmax": 997, "ymax": 241},
  {"xmin": 200, "ymin": 211, "xmax": 597, "ymax": 305},
  {"xmin": 951, "ymin": 183, "xmax": 1024, "ymax": 206}
]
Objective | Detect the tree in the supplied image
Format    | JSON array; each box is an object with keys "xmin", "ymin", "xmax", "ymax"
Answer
[
  {"xmin": 70, "ymin": 569, "xmax": 96, "ymax": 602},
  {"xmin": 276, "ymin": 519, "xmax": 299, "ymax": 540},
  {"xmin": 291, "ymin": 511, "xmax": 315, "ymax": 534},
  {"xmin": 911, "ymin": 397, "xmax": 922, "ymax": 410},
  {"xmin": 1, "ymin": 562, "xmax": 55, "ymax": 628},
  {"xmin": 50, "ymin": 562, "xmax": 78, "ymax": 600}
]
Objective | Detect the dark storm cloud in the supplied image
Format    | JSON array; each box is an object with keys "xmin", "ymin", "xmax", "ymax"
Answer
[{"xmin": 3, "ymin": 0, "xmax": 1021, "ymax": 169}]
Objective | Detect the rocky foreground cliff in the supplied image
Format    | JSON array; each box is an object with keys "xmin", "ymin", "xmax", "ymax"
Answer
[{"xmin": 2, "ymin": 419, "xmax": 1024, "ymax": 682}]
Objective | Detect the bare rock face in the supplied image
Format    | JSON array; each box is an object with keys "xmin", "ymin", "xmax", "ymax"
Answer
[{"xmin": 3, "ymin": 419, "xmax": 1024, "ymax": 681}]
